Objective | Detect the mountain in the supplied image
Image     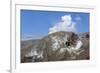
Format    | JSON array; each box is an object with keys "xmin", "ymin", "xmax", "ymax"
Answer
[{"xmin": 21, "ymin": 31, "xmax": 89, "ymax": 63}]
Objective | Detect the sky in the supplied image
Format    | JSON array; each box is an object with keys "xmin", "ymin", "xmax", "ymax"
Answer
[{"xmin": 21, "ymin": 9, "xmax": 89, "ymax": 40}]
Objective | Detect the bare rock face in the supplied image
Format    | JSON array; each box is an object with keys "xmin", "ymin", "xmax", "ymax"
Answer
[
  {"xmin": 42, "ymin": 31, "xmax": 79, "ymax": 61},
  {"xmin": 76, "ymin": 32, "xmax": 89, "ymax": 60},
  {"xmin": 21, "ymin": 31, "xmax": 89, "ymax": 63}
]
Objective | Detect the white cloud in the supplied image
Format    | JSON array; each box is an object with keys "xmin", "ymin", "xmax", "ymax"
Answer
[{"xmin": 48, "ymin": 15, "xmax": 77, "ymax": 34}]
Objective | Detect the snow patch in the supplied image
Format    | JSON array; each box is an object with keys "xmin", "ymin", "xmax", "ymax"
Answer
[
  {"xmin": 75, "ymin": 40, "xmax": 83, "ymax": 50},
  {"xmin": 51, "ymin": 35, "xmax": 68, "ymax": 51},
  {"xmin": 51, "ymin": 36, "xmax": 60, "ymax": 51},
  {"xmin": 59, "ymin": 48, "xmax": 67, "ymax": 53},
  {"xmin": 25, "ymin": 49, "xmax": 38, "ymax": 57}
]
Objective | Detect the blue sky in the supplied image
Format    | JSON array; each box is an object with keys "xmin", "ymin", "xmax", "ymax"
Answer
[{"xmin": 21, "ymin": 9, "xmax": 89, "ymax": 40}]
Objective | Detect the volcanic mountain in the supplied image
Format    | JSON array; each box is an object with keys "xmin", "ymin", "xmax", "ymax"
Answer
[{"xmin": 21, "ymin": 31, "xmax": 89, "ymax": 63}]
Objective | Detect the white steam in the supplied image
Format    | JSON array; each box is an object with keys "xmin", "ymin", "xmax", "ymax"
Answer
[{"xmin": 48, "ymin": 15, "xmax": 77, "ymax": 34}]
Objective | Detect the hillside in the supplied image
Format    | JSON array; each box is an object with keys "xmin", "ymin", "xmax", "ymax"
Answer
[{"xmin": 21, "ymin": 31, "xmax": 89, "ymax": 63}]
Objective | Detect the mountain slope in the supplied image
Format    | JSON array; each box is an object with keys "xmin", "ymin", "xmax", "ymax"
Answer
[{"xmin": 21, "ymin": 31, "xmax": 89, "ymax": 63}]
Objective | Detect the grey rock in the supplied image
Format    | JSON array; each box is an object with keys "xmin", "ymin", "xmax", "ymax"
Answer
[{"xmin": 21, "ymin": 31, "xmax": 89, "ymax": 63}]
